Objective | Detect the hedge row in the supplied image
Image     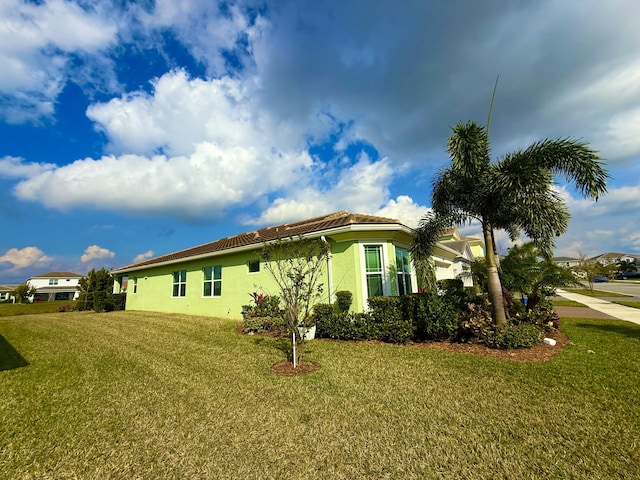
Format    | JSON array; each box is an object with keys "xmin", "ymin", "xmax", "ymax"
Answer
[
  {"xmin": 314, "ymin": 290, "xmax": 546, "ymax": 349},
  {"xmin": 314, "ymin": 293, "xmax": 460, "ymax": 345}
]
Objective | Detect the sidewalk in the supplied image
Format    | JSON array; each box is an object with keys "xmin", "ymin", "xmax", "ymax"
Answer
[{"xmin": 555, "ymin": 289, "xmax": 640, "ymax": 326}]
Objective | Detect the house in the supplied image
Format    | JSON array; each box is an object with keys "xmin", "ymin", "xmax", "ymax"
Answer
[
  {"xmin": 432, "ymin": 240, "xmax": 476, "ymax": 287},
  {"xmin": 0, "ymin": 285, "xmax": 15, "ymax": 302},
  {"xmin": 113, "ymin": 211, "xmax": 476, "ymax": 319},
  {"xmin": 27, "ymin": 272, "xmax": 83, "ymax": 302},
  {"xmin": 588, "ymin": 252, "xmax": 640, "ymax": 266},
  {"xmin": 553, "ymin": 256, "xmax": 581, "ymax": 268},
  {"xmin": 439, "ymin": 227, "xmax": 485, "ymax": 259}
]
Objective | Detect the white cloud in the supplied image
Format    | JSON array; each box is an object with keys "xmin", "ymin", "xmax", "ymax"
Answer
[
  {"xmin": 0, "ymin": 156, "xmax": 56, "ymax": 178},
  {"xmin": 134, "ymin": 1, "xmax": 254, "ymax": 76},
  {"xmin": 81, "ymin": 245, "xmax": 115, "ymax": 263},
  {"xmin": 132, "ymin": 250, "xmax": 154, "ymax": 263},
  {"xmin": 0, "ymin": 0, "xmax": 118, "ymax": 123},
  {"xmin": 374, "ymin": 195, "xmax": 430, "ymax": 229},
  {"xmin": 3, "ymin": 70, "xmax": 321, "ymax": 219},
  {"xmin": 247, "ymin": 155, "xmax": 394, "ymax": 225},
  {"xmin": 0, "ymin": 246, "xmax": 52, "ymax": 271}
]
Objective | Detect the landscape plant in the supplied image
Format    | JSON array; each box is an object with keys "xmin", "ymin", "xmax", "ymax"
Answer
[
  {"xmin": 76, "ymin": 268, "xmax": 125, "ymax": 312},
  {"xmin": 262, "ymin": 237, "xmax": 330, "ymax": 368},
  {"xmin": 10, "ymin": 282, "xmax": 36, "ymax": 304},
  {"xmin": 412, "ymin": 121, "xmax": 609, "ymax": 325}
]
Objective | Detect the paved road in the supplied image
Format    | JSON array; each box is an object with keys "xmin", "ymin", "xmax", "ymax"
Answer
[{"xmin": 581, "ymin": 281, "xmax": 640, "ymax": 299}]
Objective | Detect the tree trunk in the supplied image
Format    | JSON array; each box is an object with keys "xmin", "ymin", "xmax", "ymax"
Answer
[{"xmin": 483, "ymin": 221, "xmax": 507, "ymax": 326}]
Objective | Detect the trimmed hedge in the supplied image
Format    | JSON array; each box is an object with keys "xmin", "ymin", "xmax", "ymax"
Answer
[
  {"xmin": 402, "ymin": 293, "xmax": 459, "ymax": 341},
  {"xmin": 484, "ymin": 323, "xmax": 544, "ymax": 349}
]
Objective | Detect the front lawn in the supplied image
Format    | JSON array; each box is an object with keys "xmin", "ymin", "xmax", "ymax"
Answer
[
  {"xmin": 613, "ymin": 301, "xmax": 640, "ymax": 309},
  {"xmin": 0, "ymin": 300, "xmax": 76, "ymax": 317},
  {"xmin": 565, "ymin": 288, "xmax": 631, "ymax": 297},
  {"xmin": 1, "ymin": 311, "xmax": 638, "ymax": 479}
]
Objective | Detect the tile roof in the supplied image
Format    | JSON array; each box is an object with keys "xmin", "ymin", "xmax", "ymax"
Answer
[
  {"xmin": 30, "ymin": 271, "xmax": 84, "ymax": 278},
  {"xmin": 113, "ymin": 211, "xmax": 405, "ymax": 273}
]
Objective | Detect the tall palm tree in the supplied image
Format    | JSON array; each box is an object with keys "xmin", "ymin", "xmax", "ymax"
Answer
[{"xmin": 412, "ymin": 121, "xmax": 609, "ymax": 325}]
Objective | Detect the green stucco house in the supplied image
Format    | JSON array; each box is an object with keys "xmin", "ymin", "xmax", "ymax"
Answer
[{"xmin": 111, "ymin": 211, "xmax": 419, "ymax": 318}]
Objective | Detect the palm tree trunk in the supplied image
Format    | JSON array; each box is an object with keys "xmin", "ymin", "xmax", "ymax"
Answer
[{"xmin": 482, "ymin": 221, "xmax": 507, "ymax": 325}]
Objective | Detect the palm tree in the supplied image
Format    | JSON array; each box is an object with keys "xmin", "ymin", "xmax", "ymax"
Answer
[
  {"xmin": 500, "ymin": 242, "xmax": 582, "ymax": 310},
  {"xmin": 412, "ymin": 121, "xmax": 609, "ymax": 325},
  {"xmin": 616, "ymin": 259, "xmax": 638, "ymax": 274}
]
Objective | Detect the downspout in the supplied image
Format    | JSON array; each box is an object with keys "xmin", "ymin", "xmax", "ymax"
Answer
[{"xmin": 321, "ymin": 236, "xmax": 334, "ymax": 304}]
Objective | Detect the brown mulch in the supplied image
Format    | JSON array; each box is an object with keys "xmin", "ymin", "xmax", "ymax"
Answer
[{"xmin": 412, "ymin": 329, "xmax": 569, "ymax": 363}]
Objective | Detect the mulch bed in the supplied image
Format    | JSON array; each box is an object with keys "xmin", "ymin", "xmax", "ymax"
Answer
[
  {"xmin": 243, "ymin": 326, "xmax": 570, "ymax": 375},
  {"xmin": 411, "ymin": 329, "xmax": 569, "ymax": 363}
]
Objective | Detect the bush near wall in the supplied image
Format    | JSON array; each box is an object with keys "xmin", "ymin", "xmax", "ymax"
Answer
[
  {"xmin": 401, "ymin": 293, "xmax": 459, "ymax": 341},
  {"xmin": 314, "ymin": 291, "xmax": 550, "ymax": 349}
]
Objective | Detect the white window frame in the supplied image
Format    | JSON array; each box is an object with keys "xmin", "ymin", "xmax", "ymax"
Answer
[
  {"xmin": 202, "ymin": 265, "xmax": 222, "ymax": 297},
  {"xmin": 394, "ymin": 245, "xmax": 418, "ymax": 295},
  {"xmin": 172, "ymin": 270, "xmax": 187, "ymax": 297},
  {"xmin": 359, "ymin": 243, "xmax": 392, "ymax": 303},
  {"xmin": 247, "ymin": 260, "xmax": 260, "ymax": 274}
]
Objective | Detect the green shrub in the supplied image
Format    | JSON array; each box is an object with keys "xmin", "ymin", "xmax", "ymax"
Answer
[
  {"xmin": 242, "ymin": 316, "xmax": 286, "ymax": 335},
  {"xmin": 516, "ymin": 305, "xmax": 561, "ymax": 333},
  {"xmin": 242, "ymin": 293, "xmax": 282, "ymax": 319},
  {"xmin": 437, "ymin": 279, "xmax": 466, "ymax": 308},
  {"xmin": 368, "ymin": 296, "xmax": 412, "ymax": 344},
  {"xmin": 458, "ymin": 300, "xmax": 494, "ymax": 342},
  {"xmin": 403, "ymin": 293, "xmax": 459, "ymax": 341},
  {"xmin": 484, "ymin": 323, "xmax": 543, "ymax": 349},
  {"xmin": 335, "ymin": 291, "xmax": 353, "ymax": 313},
  {"xmin": 316, "ymin": 311, "xmax": 374, "ymax": 341}
]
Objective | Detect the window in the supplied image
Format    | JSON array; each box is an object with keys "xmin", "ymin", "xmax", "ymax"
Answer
[
  {"xmin": 172, "ymin": 270, "xmax": 187, "ymax": 297},
  {"xmin": 132, "ymin": 277, "xmax": 137, "ymax": 294},
  {"xmin": 248, "ymin": 260, "xmax": 260, "ymax": 273},
  {"xmin": 395, "ymin": 247, "xmax": 413, "ymax": 296},
  {"xmin": 364, "ymin": 245, "xmax": 384, "ymax": 298},
  {"xmin": 49, "ymin": 279, "xmax": 58, "ymax": 285},
  {"xmin": 203, "ymin": 265, "xmax": 222, "ymax": 297}
]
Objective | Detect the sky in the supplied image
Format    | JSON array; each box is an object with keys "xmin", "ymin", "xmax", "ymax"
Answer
[{"xmin": 1, "ymin": 0, "xmax": 640, "ymax": 284}]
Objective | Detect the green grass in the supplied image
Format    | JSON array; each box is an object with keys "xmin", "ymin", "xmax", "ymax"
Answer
[
  {"xmin": 565, "ymin": 288, "xmax": 631, "ymax": 297},
  {"xmin": 551, "ymin": 299, "xmax": 585, "ymax": 307},
  {"xmin": 1, "ymin": 311, "xmax": 639, "ymax": 479},
  {"xmin": 0, "ymin": 300, "xmax": 77, "ymax": 316},
  {"xmin": 613, "ymin": 301, "xmax": 640, "ymax": 309}
]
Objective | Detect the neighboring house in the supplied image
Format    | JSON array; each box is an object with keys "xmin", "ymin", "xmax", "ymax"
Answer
[
  {"xmin": 111, "ymin": 211, "xmax": 426, "ymax": 319},
  {"xmin": 588, "ymin": 252, "xmax": 640, "ymax": 266},
  {"xmin": 27, "ymin": 272, "xmax": 83, "ymax": 302},
  {"xmin": 0, "ymin": 285, "xmax": 15, "ymax": 302},
  {"xmin": 553, "ymin": 256, "xmax": 581, "ymax": 268},
  {"xmin": 439, "ymin": 227, "xmax": 485, "ymax": 259},
  {"xmin": 433, "ymin": 240, "xmax": 476, "ymax": 287}
]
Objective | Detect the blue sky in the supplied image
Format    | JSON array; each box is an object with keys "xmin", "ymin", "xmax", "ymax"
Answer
[{"xmin": 2, "ymin": 0, "xmax": 640, "ymax": 284}]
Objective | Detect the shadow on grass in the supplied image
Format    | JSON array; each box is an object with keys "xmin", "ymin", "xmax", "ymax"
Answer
[
  {"xmin": 250, "ymin": 335, "xmax": 291, "ymax": 357},
  {"xmin": 250, "ymin": 334, "xmax": 318, "ymax": 363},
  {"xmin": 574, "ymin": 322, "xmax": 640, "ymax": 340},
  {"xmin": 0, "ymin": 334, "xmax": 29, "ymax": 371}
]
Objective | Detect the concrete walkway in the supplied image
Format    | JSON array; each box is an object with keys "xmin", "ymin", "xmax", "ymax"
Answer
[{"xmin": 555, "ymin": 289, "xmax": 640, "ymax": 326}]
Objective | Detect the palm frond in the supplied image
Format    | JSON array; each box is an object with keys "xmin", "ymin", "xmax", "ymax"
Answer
[{"xmin": 498, "ymin": 138, "xmax": 609, "ymax": 200}]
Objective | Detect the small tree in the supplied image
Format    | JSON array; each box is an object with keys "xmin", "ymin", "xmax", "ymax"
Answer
[
  {"xmin": 500, "ymin": 242, "xmax": 582, "ymax": 310},
  {"xmin": 11, "ymin": 283, "xmax": 36, "ymax": 304},
  {"xmin": 263, "ymin": 237, "xmax": 330, "ymax": 368},
  {"xmin": 77, "ymin": 267, "xmax": 123, "ymax": 312}
]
